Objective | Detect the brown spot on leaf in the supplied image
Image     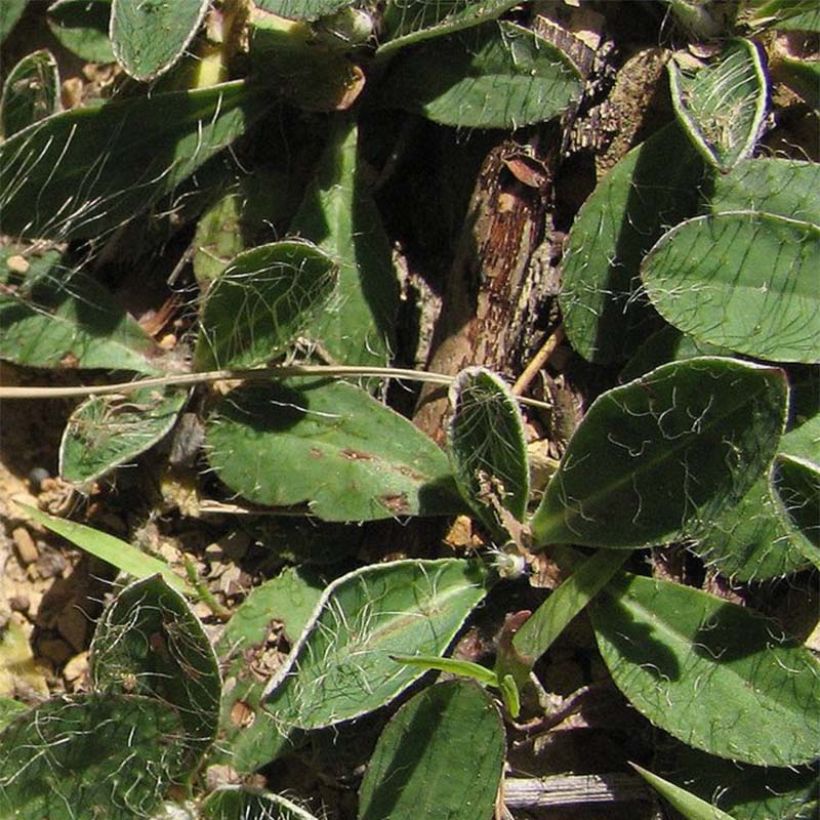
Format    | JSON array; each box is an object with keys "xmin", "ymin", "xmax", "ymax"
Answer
[
  {"xmin": 341, "ymin": 448, "xmax": 374, "ymax": 461},
  {"xmin": 380, "ymin": 493, "xmax": 411, "ymax": 515}
]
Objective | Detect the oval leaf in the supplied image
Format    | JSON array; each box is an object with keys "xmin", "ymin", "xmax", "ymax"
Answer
[
  {"xmin": 530, "ymin": 357, "xmax": 788, "ymax": 548},
  {"xmin": 771, "ymin": 453, "xmax": 820, "ymax": 568},
  {"xmin": 669, "ymin": 39, "xmax": 768, "ymax": 171},
  {"xmin": 358, "ymin": 680, "xmax": 505, "ymax": 820},
  {"xmin": 591, "ymin": 573, "xmax": 820, "ymax": 766},
  {"xmin": 448, "ymin": 367, "xmax": 529, "ymax": 538},
  {"xmin": 290, "ymin": 119, "xmax": 399, "ymax": 366},
  {"xmin": 0, "ymin": 249, "xmax": 161, "ymax": 374},
  {"xmin": 1, "ymin": 49, "xmax": 60, "ymax": 138},
  {"xmin": 377, "ymin": 20, "xmax": 582, "ymax": 129},
  {"xmin": 254, "ymin": 0, "xmax": 352, "ymax": 20},
  {"xmin": 0, "ymin": 694, "xmax": 190, "ymax": 819},
  {"xmin": 195, "ymin": 240, "xmax": 338, "ymax": 370},
  {"xmin": 559, "ymin": 123, "xmax": 706, "ymax": 364},
  {"xmin": 0, "ymin": 79, "xmax": 261, "ymax": 240},
  {"xmin": 263, "ymin": 559, "xmax": 489, "ymax": 729},
  {"xmin": 47, "ymin": 0, "xmax": 114, "ymax": 63},
  {"xmin": 60, "ymin": 387, "xmax": 187, "ymax": 484},
  {"xmin": 642, "ymin": 212, "xmax": 819, "ymax": 364},
  {"xmin": 91, "ymin": 575, "xmax": 221, "ymax": 755},
  {"xmin": 205, "ymin": 379, "xmax": 462, "ymax": 521},
  {"xmin": 111, "ymin": 0, "xmax": 209, "ymax": 81}
]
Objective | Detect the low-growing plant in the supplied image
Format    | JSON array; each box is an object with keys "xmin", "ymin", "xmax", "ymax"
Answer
[{"xmin": 0, "ymin": 1, "xmax": 818, "ymax": 818}]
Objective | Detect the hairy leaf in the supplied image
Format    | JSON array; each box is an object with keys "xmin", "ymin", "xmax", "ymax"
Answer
[
  {"xmin": 642, "ymin": 212, "xmax": 819, "ymax": 364},
  {"xmin": 47, "ymin": 0, "xmax": 114, "ymax": 63},
  {"xmin": 448, "ymin": 367, "xmax": 529, "ymax": 539},
  {"xmin": 0, "ymin": 80, "xmax": 263, "ymax": 240},
  {"xmin": 0, "ymin": 694, "xmax": 190, "ymax": 818},
  {"xmin": 669, "ymin": 39, "xmax": 767, "ymax": 170},
  {"xmin": 60, "ymin": 387, "xmax": 187, "ymax": 484},
  {"xmin": 290, "ymin": 119, "xmax": 399, "ymax": 366},
  {"xmin": 1, "ymin": 49, "xmax": 60, "ymax": 138},
  {"xmin": 591, "ymin": 573, "xmax": 820, "ymax": 766},
  {"xmin": 559, "ymin": 123, "xmax": 706, "ymax": 364},
  {"xmin": 111, "ymin": 0, "xmax": 209, "ymax": 81},
  {"xmin": 195, "ymin": 240, "xmax": 338, "ymax": 370},
  {"xmin": 264, "ymin": 559, "xmax": 488, "ymax": 729},
  {"xmin": 531, "ymin": 358, "xmax": 788, "ymax": 548},
  {"xmin": 91, "ymin": 575, "xmax": 221, "ymax": 756},
  {"xmin": 202, "ymin": 788, "xmax": 319, "ymax": 819},
  {"xmin": 377, "ymin": 20, "xmax": 582, "ymax": 129}
]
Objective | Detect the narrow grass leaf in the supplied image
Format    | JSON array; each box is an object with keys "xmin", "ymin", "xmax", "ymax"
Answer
[
  {"xmin": 513, "ymin": 550, "xmax": 631, "ymax": 662},
  {"xmin": 17, "ymin": 504, "xmax": 193, "ymax": 596},
  {"xmin": 630, "ymin": 763, "xmax": 736, "ymax": 820}
]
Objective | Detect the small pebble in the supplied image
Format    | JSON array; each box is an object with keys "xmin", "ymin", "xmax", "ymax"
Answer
[
  {"xmin": 6, "ymin": 254, "xmax": 29, "ymax": 275},
  {"xmin": 27, "ymin": 467, "xmax": 50, "ymax": 494},
  {"xmin": 9, "ymin": 595, "xmax": 30, "ymax": 614},
  {"xmin": 12, "ymin": 526, "xmax": 38, "ymax": 565}
]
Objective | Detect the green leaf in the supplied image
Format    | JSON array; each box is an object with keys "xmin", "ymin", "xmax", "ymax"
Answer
[
  {"xmin": 358, "ymin": 680, "xmax": 505, "ymax": 820},
  {"xmin": 60, "ymin": 387, "xmax": 187, "ymax": 484},
  {"xmin": 642, "ymin": 212, "xmax": 820, "ymax": 364},
  {"xmin": 669, "ymin": 39, "xmax": 768, "ymax": 171},
  {"xmin": 658, "ymin": 742, "xmax": 819, "ymax": 820},
  {"xmin": 378, "ymin": 0, "xmax": 521, "ymax": 56},
  {"xmin": 254, "ymin": 0, "xmax": 352, "ymax": 20},
  {"xmin": 376, "ymin": 20, "xmax": 582, "ymax": 129},
  {"xmin": 214, "ymin": 567, "xmax": 324, "ymax": 772},
  {"xmin": 559, "ymin": 123, "xmax": 706, "ymax": 364},
  {"xmin": 748, "ymin": 0, "xmax": 820, "ymax": 32},
  {"xmin": 264, "ymin": 559, "xmax": 489, "ymax": 729},
  {"xmin": 590, "ymin": 573, "xmax": 820, "ymax": 766},
  {"xmin": 690, "ymin": 411, "xmax": 819, "ymax": 580},
  {"xmin": 111, "ymin": 0, "xmax": 208, "ymax": 81},
  {"xmin": 194, "ymin": 240, "xmax": 338, "ymax": 370},
  {"xmin": 17, "ymin": 503, "xmax": 194, "ymax": 596},
  {"xmin": 47, "ymin": 0, "xmax": 114, "ymax": 63},
  {"xmin": 0, "ymin": 249, "xmax": 161, "ymax": 374},
  {"xmin": 201, "ymin": 788, "xmax": 319, "ymax": 819},
  {"xmin": 630, "ymin": 763, "xmax": 737, "ymax": 820},
  {"xmin": 91, "ymin": 575, "xmax": 221, "ymax": 756},
  {"xmin": 290, "ymin": 119, "xmax": 399, "ymax": 367},
  {"xmin": 778, "ymin": 56, "xmax": 820, "ymax": 109},
  {"xmin": 530, "ymin": 358, "xmax": 788, "ymax": 548},
  {"xmin": 448, "ymin": 367, "xmax": 529, "ymax": 539},
  {"xmin": 0, "ymin": 0, "xmax": 26, "ymax": 44},
  {"xmin": 0, "ymin": 79, "xmax": 264, "ymax": 240},
  {"xmin": 709, "ymin": 158, "xmax": 820, "ymax": 224},
  {"xmin": 513, "ymin": 550, "xmax": 631, "ymax": 662},
  {"xmin": 619, "ymin": 325, "xmax": 732, "ymax": 383},
  {"xmin": 1, "ymin": 49, "xmax": 60, "ymax": 138},
  {"xmin": 205, "ymin": 380, "xmax": 462, "ymax": 522},
  {"xmin": 0, "ymin": 698, "xmax": 27, "ymax": 731},
  {"xmin": 0, "ymin": 694, "xmax": 190, "ymax": 818},
  {"xmin": 771, "ymin": 454, "xmax": 820, "ymax": 567}
]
